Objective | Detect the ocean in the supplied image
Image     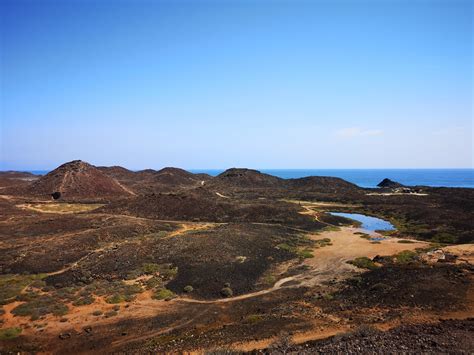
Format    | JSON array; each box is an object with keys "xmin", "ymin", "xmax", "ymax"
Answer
[
  {"xmin": 25, "ymin": 168, "xmax": 474, "ymax": 188},
  {"xmin": 190, "ymin": 169, "xmax": 474, "ymax": 188}
]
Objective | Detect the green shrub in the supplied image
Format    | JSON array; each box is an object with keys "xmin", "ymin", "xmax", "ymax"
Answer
[
  {"xmin": 323, "ymin": 293, "xmax": 334, "ymax": 300},
  {"xmin": 397, "ymin": 239, "xmax": 415, "ymax": 243},
  {"xmin": 145, "ymin": 277, "xmax": 163, "ymax": 290},
  {"xmin": 183, "ymin": 285, "xmax": 194, "ymax": 293},
  {"xmin": 395, "ymin": 250, "xmax": 417, "ymax": 264},
  {"xmin": 245, "ymin": 314, "xmax": 263, "ymax": 323},
  {"xmin": 431, "ymin": 233, "xmax": 457, "ymax": 244},
  {"xmin": 142, "ymin": 263, "xmax": 161, "ymax": 274},
  {"xmin": 152, "ymin": 288, "xmax": 175, "ymax": 300},
  {"xmin": 0, "ymin": 327, "xmax": 22, "ymax": 340},
  {"xmin": 276, "ymin": 243, "xmax": 295, "ymax": 253},
  {"xmin": 220, "ymin": 287, "xmax": 233, "ymax": 298},
  {"xmin": 348, "ymin": 257, "xmax": 378, "ymax": 270},
  {"xmin": 12, "ymin": 295, "xmax": 68, "ymax": 319},
  {"xmin": 92, "ymin": 310, "xmax": 103, "ymax": 316},
  {"xmin": 72, "ymin": 295, "xmax": 94, "ymax": 306},
  {"xmin": 0, "ymin": 274, "xmax": 46, "ymax": 305},
  {"xmin": 106, "ymin": 294, "xmax": 126, "ymax": 304},
  {"xmin": 104, "ymin": 310, "xmax": 117, "ymax": 318},
  {"xmin": 297, "ymin": 249, "xmax": 314, "ymax": 259},
  {"xmin": 314, "ymin": 238, "xmax": 332, "ymax": 247}
]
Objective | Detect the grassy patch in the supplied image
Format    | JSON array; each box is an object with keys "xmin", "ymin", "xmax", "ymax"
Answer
[
  {"xmin": 322, "ymin": 225, "xmax": 341, "ymax": 232},
  {"xmin": 245, "ymin": 314, "xmax": 264, "ymax": 324},
  {"xmin": 0, "ymin": 327, "xmax": 22, "ymax": 340},
  {"xmin": 12, "ymin": 295, "xmax": 68, "ymax": 319},
  {"xmin": 0, "ymin": 274, "xmax": 47, "ymax": 305},
  {"xmin": 91, "ymin": 280, "xmax": 143, "ymax": 302},
  {"xmin": 262, "ymin": 274, "xmax": 276, "ymax": 286},
  {"xmin": 297, "ymin": 248, "xmax": 314, "ymax": 259},
  {"xmin": 72, "ymin": 295, "xmax": 94, "ymax": 306},
  {"xmin": 126, "ymin": 263, "xmax": 178, "ymax": 280},
  {"xmin": 348, "ymin": 257, "xmax": 378, "ymax": 270},
  {"xmin": 152, "ymin": 288, "xmax": 175, "ymax": 300},
  {"xmin": 313, "ymin": 238, "xmax": 332, "ymax": 247},
  {"xmin": 395, "ymin": 250, "xmax": 418, "ymax": 264},
  {"xmin": 431, "ymin": 232, "xmax": 457, "ymax": 244}
]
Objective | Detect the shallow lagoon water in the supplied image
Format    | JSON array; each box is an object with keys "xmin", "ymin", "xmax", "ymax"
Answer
[{"xmin": 329, "ymin": 212, "xmax": 395, "ymax": 233}]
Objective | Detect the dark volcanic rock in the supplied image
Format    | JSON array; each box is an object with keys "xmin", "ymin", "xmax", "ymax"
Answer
[{"xmin": 377, "ymin": 178, "xmax": 404, "ymax": 188}]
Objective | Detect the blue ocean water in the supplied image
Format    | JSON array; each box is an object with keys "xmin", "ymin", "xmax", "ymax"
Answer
[
  {"xmin": 23, "ymin": 168, "xmax": 474, "ymax": 188},
  {"xmin": 329, "ymin": 212, "xmax": 395, "ymax": 233},
  {"xmin": 190, "ymin": 169, "xmax": 474, "ymax": 188}
]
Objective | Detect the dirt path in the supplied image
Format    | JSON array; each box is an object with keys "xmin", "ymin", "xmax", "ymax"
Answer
[
  {"xmin": 165, "ymin": 222, "xmax": 216, "ymax": 239},
  {"xmin": 115, "ymin": 180, "xmax": 137, "ymax": 196},
  {"xmin": 176, "ymin": 276, "xmax": 297, "ymax": 305},
  {"xmin": 215, "ymin": 192, "xmax": 230, "ymax": 199},
  {"xmin": 45, "ymin": 222, "xmax": 217, "ymax": 277},
  {"xmin": 17, "ymin": 202, "xmax": 104, "ymax": 214}
]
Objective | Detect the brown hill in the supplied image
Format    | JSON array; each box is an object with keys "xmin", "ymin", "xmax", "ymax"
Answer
[
  {"xmin": 152, "ymin": 167, "xmax": 209, "ymax": 186},
  {"xmin": 287, "ymin": 176, "xmax": 360, "ymax": 192},
  {"xmin": 25, "ymin": 160, "xmax": 133, "ymax": 199},
  {"xmin": 208, "ymin": 168, "xmax": 283, "ymax": 189},
  {"xmin": 0, "ymin": 171, "xmax": 40, "ymax": 188},
  {"xmin": 99, "ymin": 166, "xmax": 211, "ymax": 194}
]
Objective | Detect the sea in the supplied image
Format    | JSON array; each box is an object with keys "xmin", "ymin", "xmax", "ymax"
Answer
[{"xmin": 25, "ymin": 168, "xmax": 474, "ymax": 189}]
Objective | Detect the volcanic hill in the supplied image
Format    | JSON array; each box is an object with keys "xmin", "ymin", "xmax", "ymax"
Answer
[
  {"xmin": 208, "ymin": 168, "xmax": 283, "ymax": 188},
  {"xmin": 25, "ymin": 160, "xmax": 133, "ymax": 199},
  {"xmin": 98, "ymin": 166, "xmax": 210, "ymax": 194}
]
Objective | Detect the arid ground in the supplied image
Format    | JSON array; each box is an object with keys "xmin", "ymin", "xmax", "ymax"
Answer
[{"xmin": 0, "ymin": 161, "xmax": 473, "ymax": 353}]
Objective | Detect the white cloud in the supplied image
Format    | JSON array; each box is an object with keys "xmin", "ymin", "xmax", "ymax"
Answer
[{"xmin": 335, "ymin": 127, "xmax": 384, "ymax": 138}]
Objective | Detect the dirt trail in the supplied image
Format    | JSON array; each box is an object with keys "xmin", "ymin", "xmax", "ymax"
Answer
[
  {"xmin": 176, "ymin": 276, "xmax": 296, "ymax": 305},
  {"xmin": 45, "ymin": 222, "xmax": 217, "ymax": 277},
  {"xmin": 282, "ymin": 199, "xmax": 361, "ymax": 208},
  {"xmin": 215, "ymin": 192, "xmax": 230, "ymax": 199},
  {"xmin": 165, "ymin": 222, "xmax": 216, "ymax": 239}
]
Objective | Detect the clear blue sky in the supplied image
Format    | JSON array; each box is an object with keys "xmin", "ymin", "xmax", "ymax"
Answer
[{"xmin": 1, "ymin": 0, "xmax": 472, "ymax": 170}]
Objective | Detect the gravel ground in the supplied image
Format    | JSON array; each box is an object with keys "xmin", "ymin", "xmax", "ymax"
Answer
[{"xmin": 266, "ymin": 318, "xmax": 474, "ymax": 354}]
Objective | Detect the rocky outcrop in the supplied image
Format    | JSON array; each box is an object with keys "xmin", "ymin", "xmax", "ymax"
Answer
[{"xmin": 377, "ymin": 178, "xmax": 404, "ymax": 188}]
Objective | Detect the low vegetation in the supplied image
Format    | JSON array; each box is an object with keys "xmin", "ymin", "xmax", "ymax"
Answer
[
  {"xmin": 220, "ymin": 287, "xmax": 233, "ymax": 297},
  {"xmin": 0, "ymin": 327, "xmax": 22, "ymax": 340},
  {"xmin": 152, "ymin": 288, "xmax": 175, "ymax": 300},
  {"xmin": 348, "ymin": 257, "xmax": 378, "ymax": 270},
  {"xmin": 395, "ymin": 250, "xmax": 418, "ymax": 264},
  {"xmin": 12, "ymin": 294, "xmax": 69, "ymax": 320},
  {"xmin": 0, "ymin": 274, "xmax": 47, "ymax": 305}
]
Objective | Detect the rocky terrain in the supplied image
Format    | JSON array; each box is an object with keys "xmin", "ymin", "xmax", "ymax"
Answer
[{"xmin": 0, "ymin": 160, "xmax": 472, "ymax": 353}]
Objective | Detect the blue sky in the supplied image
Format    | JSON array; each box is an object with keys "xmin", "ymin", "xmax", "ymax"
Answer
[{"xmin": 1, "ymin": 0, "xmax": 472, "ymax": 170}]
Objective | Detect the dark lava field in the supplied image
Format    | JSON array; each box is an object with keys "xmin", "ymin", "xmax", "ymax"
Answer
[{"xmin": 0, "ymin": 160, "xmax": 473, "ymax": 353}]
